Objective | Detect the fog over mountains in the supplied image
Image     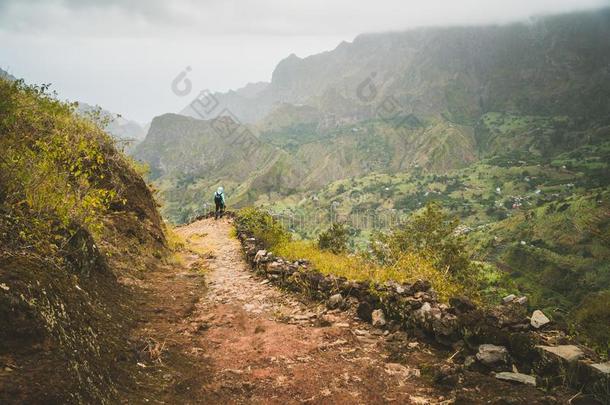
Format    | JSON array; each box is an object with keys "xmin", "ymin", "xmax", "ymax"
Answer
[{"xmin": 136, "ymin": 7, "xmax": 610, "ymax": 219}]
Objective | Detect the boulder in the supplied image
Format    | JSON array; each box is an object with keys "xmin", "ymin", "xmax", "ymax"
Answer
[
  {"xmin": 432, "ymin": 313, "xmax": 459, "ymax": 338},
  {"xmin": 356, "ymin": 301, "xmax": 373, "ymax": 323},
  {"xmin": 394, "ymin": 284, "xmax": 408, "ymax": 295},
  {"xmin": 327, "ymin": 293, "xmax": 344, "ymax": 310},
  {"xmin": 429, "ymin": 306, "xmax": 442, "ymax": 320},
  {"xmin": 404, "ymin": 297, "xmax": 423, "ymax": 310},
  {"xmin": 413, "ymin": 302, "xmax": 432, "ymax": 323},
  {"xmin": 449, "ymin": 296, "xmax": 476, "ymax": 313},
  {"xmin": 502, "ymin": 294, "xmax": 516, "ymax": 304},
  {"xmin": 476, "ymin": 344, "xmax": 510, "ymax": 369},
  {"xmin": 530, "ymin": 310, "xmax": 550, "ymax": 329},
  {"xmin": 536, "ymin": 345, "xmax": 584, "ymax": 362},
  {"xmin": 412, "ymin": 279, "xmax": 431, "ymax": 293},
  {"xmin": 495, "ymin": 371, "xmax": 536, "ymax": 386},
  {"xmin": 372, "ymin": 309, "xmax": 386, "ymax": 327},
  {"xmin": 266, "ymin": 261, "xmax": 286, "ymax": 274},
  {"xmin": 253, "ymin": 249, "xmax": 267, "ymax": 264}
]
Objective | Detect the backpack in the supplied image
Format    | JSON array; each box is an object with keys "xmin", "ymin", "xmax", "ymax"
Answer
[{"xmin": 214, "ymin": 192, "xmax": 223, "ymax": 204}]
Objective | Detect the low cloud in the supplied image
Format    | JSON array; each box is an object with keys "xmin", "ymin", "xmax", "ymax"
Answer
[
  {"xmin": 0, "ymin": 0, "xmax": 608, "ymax": 122},
  {"xmin": 1, "ymin": 0, "xmax": 608, "ymax": 37}
]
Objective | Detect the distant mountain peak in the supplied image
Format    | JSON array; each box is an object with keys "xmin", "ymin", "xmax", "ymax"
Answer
[
  {"xmin": 0, "ymin": 67, "xmax": 17, "ymax": 81},
  {"xmin": 76, "ymin": 101, "xmax": 146, "ymax": 145}
]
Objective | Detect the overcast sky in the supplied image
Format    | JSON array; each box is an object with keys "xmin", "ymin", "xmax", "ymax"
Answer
[{"xmin": 0, "ymin": 0, "xmax": 608, "ymax": 123}]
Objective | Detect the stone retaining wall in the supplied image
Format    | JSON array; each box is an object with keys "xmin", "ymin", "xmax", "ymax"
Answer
[{"xmin": 236, "ymin": 226, "xmax": 609, "ymax": 401}]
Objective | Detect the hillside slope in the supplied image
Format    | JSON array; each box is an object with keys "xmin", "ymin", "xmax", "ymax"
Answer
[
  {"xmin": 0, "ymin": 79, "xmax": 167, "ymax": 402},
  {"xmin": 133, "ymin": 113, "xmax": 308, "ymax": 222},
  {"xmin": 268, "ymin": 137, "xmax": 610, "ymax": 349}
]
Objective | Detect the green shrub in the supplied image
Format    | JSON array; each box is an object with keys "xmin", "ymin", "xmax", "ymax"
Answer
[
  {"xmin": 370, "ymin": 202, "xmax": 471, "ymax": 274},
  {"xmin": 0, "ymin": 79, "xmax": 124, "ymax": 256},
  {"xmin": 369, "ymin": 202, "xmax": 481, "ymax": 296},
  {"xmin": 236, "ymin": 207, "xmax": 290, "ymax": 249},
  {"xmin": 317, "ymin": 222, "xmax": 349, "ymax": 254}
]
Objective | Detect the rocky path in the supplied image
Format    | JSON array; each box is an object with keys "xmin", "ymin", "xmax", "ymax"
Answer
[
  {"xmin": 126, "ymin": 218, "xmax": 570, "ymax": 404},
  {"xmin": 127, "ymin": 218, "xmax": 453, "ymax": 404}
]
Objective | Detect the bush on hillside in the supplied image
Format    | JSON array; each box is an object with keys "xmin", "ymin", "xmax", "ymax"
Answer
[
  {"xmin": 236, "ymin": 207, "xmax": 290, "ymax": 249},
  {"xmin": 0, "ymin": 80, "xmax": 124, "ymax": 256},
  {"xmin": 370, "ymin": 202, "xmax": 480, "ymax": 292},
  {"xmin": 317, "ymin": 222, "xmax": 350, "ymax": 254},
  {"xmin": 236, "ymin": 205, "xmax": 465, "ymax": 301}
]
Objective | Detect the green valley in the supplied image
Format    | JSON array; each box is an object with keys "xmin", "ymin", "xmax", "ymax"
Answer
[{"xmin": 130, "ymin": 8, "xmax": 610, "ymax": 352}]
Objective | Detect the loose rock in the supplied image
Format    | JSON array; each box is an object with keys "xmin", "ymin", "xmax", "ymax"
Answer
[
  {"xmin": 253, "ymin": 249, "xmax": 267, "ymax": 264},
  {"xmin": 449, "ymin": 296, "xmax": 476, "ymax": 313},
  {"xmin": 537, "ymin": 345, "xmax": 584, "ymax": 362},
  {"xmin": 412, "ymin": 279, "xmax": 431, "ymax": 292},
  {"xmin": 502, "ymin": 294, "xmax": 516, "ymax": 304},
  {"xmin": 327, "ymin": 293, "xmax": 344, "ymax": 310},
  {"xmin": 515, "ymin": 296, "xmax": 528, "ymax": 305},
  {"xmin": 372, "ymin": 309, "xmax": 386, "ymax": 327},
  {"xmin": 495, "ymin": 371, "xmax": 536, "ymax": 386},
  {"xmin": 356, "ymin": 301, "xmax": 373, "ymax": 323},
  {"xmin": 530, "ymin": 310, "xmax": 550, "ymax": 329},
  {"xmin": 591, "ymin": 361, "xmax": 610, "ymax": 374},
  {"xmin": 476, "ymin": 344, "xmax": 510, "ymax": 369},
  {"xmin": 384, "ymin": 363, "xmax": 420, "ymax": 378}
]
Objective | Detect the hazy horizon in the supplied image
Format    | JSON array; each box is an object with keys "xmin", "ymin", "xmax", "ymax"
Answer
[{"xmin": 1, "ymin": 0, "xmax": 608, "ymax": 124}]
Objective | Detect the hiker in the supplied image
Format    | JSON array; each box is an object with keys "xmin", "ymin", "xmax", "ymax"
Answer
[{"xmin": 214, "ymin": 186, "xmax": 225, "ymax": 219}]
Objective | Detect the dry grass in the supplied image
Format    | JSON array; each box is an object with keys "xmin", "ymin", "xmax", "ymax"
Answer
[
  {"xmin": 186, "ymin": 242, "xmax": 216, "ymax": 259},
  {"xmin": 165, "ymin": 226, "xmax": 186, "ymax": 252},
  {"xmin": 189, "ymin": 259, "xmax": 209, "ymax": 274},
  {"xmin": 186, "ymin": 232, "xmax": 208, "ymax": 242},
  {"xmin": 139, "ymin": 337, "xmax": 167, "ymax": 365},
  {"xmin": 275, "ymin": 241, "xmax": 463, "ymax": 301}
]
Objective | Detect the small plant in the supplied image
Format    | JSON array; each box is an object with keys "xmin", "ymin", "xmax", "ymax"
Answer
[{"xmin": 317, "ymin": 222, "xmax": 350, "ymax": 254}]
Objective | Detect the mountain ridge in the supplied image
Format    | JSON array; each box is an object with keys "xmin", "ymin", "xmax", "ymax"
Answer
[
  {"xmin": 178, "ymin": 7, "xmax": 610, "ymax": 126},
  {"xmin": 138, "ymin": 7, "xmax": 610, "ymax": 225}
]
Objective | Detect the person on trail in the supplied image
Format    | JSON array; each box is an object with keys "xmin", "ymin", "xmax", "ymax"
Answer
[{"xmin": 214, "ymin": 186, "xmax": 226, "ymax": 219}]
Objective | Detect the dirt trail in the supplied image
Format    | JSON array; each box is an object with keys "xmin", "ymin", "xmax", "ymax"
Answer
[
  {"xmin": 127, "ymin": 218, "xmax": 450, "ymax": 404},
  {"xmin": 127, "ymin": 218, "xmax": 563, "ymax": 404}
]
